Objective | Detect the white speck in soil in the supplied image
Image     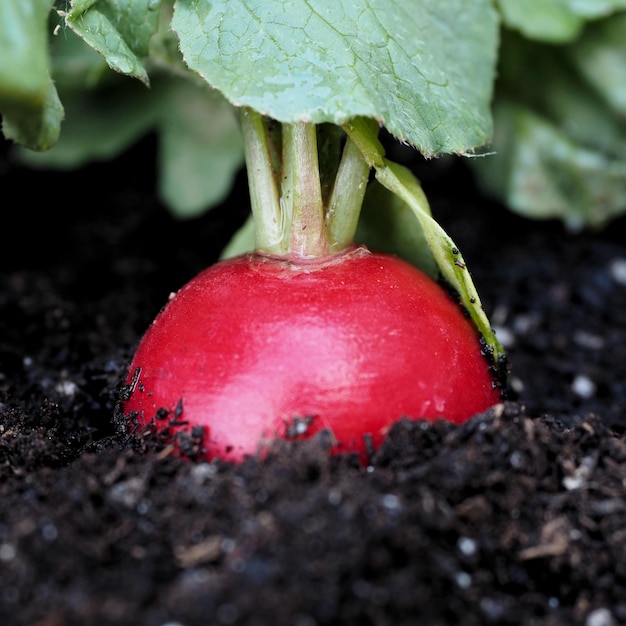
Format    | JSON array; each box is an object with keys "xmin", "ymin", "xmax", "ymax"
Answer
[
  {"xmin": 609, "ymin": 257, "xmax": 626, "ymax": 285},
  {"xmin": 0, "ymin": 544, "xmax": 16, "ymax": 562},
  {"xmin": 55, "ymin": 379, "xmax": 78, "ymax": 397},
  {"xmin": 574, "ymin": 330, "xmax": 605, "ymax": 350},
  {"xmin": 509, "ymin": 450, "xmax": 527, "ymax": 469},
  {"xmin": 327, "ymin": 488, "xmax": 342, "ymax": 506},
  {"xmin": 380, "ymin": 493, "xmax": 401, "ymax": 512},
  {"xmin": 456, "ymin": 572, "xmax": 472, "ymax": 589},
  {"xmin": 586, "ymin": 608, "xmax": 616, "ymax": 626},
  {"xmin": 572, "ymin": 374, "xmax": 597, "ymax": 399},
  {"xmin": 108, "ymin": 477, "xmax": 146, "ymax": 509},
  {"xmin": 41, "ymin": 522, "xmax": 58, "ymax": 542},
  {"xmin": 457, "ymin": 537, "xmax": 477, "ymax": 557},
  {"xmin": 493, "ymin": 324, "xmax": 515, "ymax": 348},
  {"xmin": 509, "ymin": 376, "xmax": 525, "ymax": 394}
]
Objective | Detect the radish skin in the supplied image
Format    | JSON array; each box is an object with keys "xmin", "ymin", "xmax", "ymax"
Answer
[{"xmin": 123, "ymin": 246, "xmax": 501, "ymax": 463}]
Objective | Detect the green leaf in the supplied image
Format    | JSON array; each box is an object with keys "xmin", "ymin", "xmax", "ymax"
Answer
[
  {"xmin": 48, "ymin": 15, "xmax": 112, "ymax": 90},
  {"xmin": 345, "ymin": 118, "xmax": 505, "ymax": 367},
  {"xmin": 0, "ymin": 0, "xmax": 62, "ymax": 150},
  {"xmin": 15, "ymin": 79, "xmax": 160, "ymax": 167},
  {"xmin": 473, "ymin": 100, "xmax": 626, "ymax": 230},
  {"xmin": 0, "ymin": 0, "xmax": 53, "ymax": 107},
  {"xmin": 17, "ymin": 75, "xmax": 244, "ymax": 217},
  {"xmin": 496, "ymin": 0, "xmax": 626, "ymax": 42},
  {"xmin": 472, "ymin": 17, "xmax": 626, "ymax": 229},
  {"xmin": 172, "ymin": 0, "xmax": 498, "ymax": 156},
  {"xmin": 570, "ymin": 12, "xmax": 626, "ymax": 116},
  {"xmin": 65, "ymin": 0, "xmax": 163, "ymax": 85},
  {"xmin": 158, "ymin": 80, "xmax": 244, "ymax": 217},
  {"xmin": 220, "ymin": 214, "xmax": 256, "ymax": 260},
  {"xmin": 2, "ymin": 81, "xmax": 63, "ymax": 151}
]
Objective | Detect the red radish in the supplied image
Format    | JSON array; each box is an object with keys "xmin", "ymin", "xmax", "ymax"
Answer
[
  {"xmin": 123, "ymin": 113, "xmax": 506, "ymax": 463},
  {"xmin": 123, "ymin": 245, "xmax": 501, "ymax": 463}
]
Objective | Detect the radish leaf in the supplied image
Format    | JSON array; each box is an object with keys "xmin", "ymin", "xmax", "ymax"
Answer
[
  {"xmin": 17, "ymin": 76, "xmax": 243, "ymax": 217},
  {"xmin": 172, "ymin": 0, "xmax": 498, "ymax": 156},
  {"xmin": 158, "ymin": 81, "xmax": 243, "ymax": 217},
  {"xmin": 472, "ymin": 14, "xmax": 626, "ymax": 229},
  {"xmin": 496, "ymin": 0, "xmax": 626, "ymax": 42},
  {"xmin": 0, "ymin": 0, "xmax": 61, "ymax": 150},
  {"xmin": 65, "ymin": 0, "xmax": 161, "ymax": 86}
]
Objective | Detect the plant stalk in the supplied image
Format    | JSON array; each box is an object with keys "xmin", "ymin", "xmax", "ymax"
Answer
[
  {"xmin": 282, "ymin": 122, "xmax": 328, "ymax": 258},
  {"xmin": 326, "ymin": 137, "xmax": 371, "ymax": 253},
  {"xmin": 240, "ymin": 108, "xmax": 285, "ymax": 254}
]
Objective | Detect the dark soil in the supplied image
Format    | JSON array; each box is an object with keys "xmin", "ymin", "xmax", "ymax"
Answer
[{"xmin": 1, "ymin": 133, "xmax": 626, "ymax": 626}]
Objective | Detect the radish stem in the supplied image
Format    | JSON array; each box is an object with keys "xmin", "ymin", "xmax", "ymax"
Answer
[
  {"xmin": 326, "ymin": 137, "xmax": 371, "ymax": 253},
  {"xmin": 283, "ymin": 122, "xmax": 328, "ymax": 258},
  {"xmin": 240, "ymin": 108, "xmax": 285, "ymax": 255}
]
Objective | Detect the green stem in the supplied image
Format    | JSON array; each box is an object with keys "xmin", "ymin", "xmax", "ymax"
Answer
[
  {"xmin": 240, "ymin": 113, "xmax": 371, "ymax": 259},
  {"xmin": 282, "ymin": 122, "xmax": 328, "ymax": 258},
  {"xmin": 240, "ymin": 108, "xmax": 285, "ymax": 254},
  {"xmin": 326, "ymin": 137, "xmax": 371, "ymax": 253}
]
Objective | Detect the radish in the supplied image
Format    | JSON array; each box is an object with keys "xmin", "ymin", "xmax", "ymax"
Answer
[
  {"xmin": 124, "ymin": 246, "xmax": 501, "ymax": 463},
  {"xmin": 122, "ymin": 113, "xmax": 505, "ymax": 463}
]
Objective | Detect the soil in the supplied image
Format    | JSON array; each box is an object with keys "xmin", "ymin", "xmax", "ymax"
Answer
[{"xmin": 1, "ymin": 132, "xmax": 626, "ymax": 626}]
